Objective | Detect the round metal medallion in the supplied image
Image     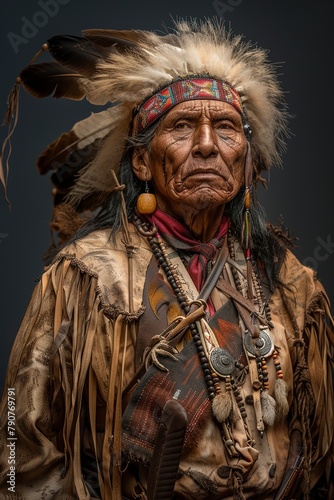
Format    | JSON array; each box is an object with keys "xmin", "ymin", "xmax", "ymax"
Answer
[
  {"xmin": 210, "ymin": 347, "xmax": 235, "ymax": 377},
  {"xmin": 244, "ymin": 328, "xmax": 274, "ymax": 358}
]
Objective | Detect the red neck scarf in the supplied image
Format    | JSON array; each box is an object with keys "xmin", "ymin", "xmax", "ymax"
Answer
[{"xmin": 144, "ymin": 209, "xmax": 229, "ymax": 293}]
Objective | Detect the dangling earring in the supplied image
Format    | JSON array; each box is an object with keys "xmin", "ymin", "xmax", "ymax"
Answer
[
  {"xmin": 136, "ymin": 180, "xmax": 157, "ymax": 215},
  {"xmin": 242, "ymin": 140, "xmax": 259, "ymax": 324}
]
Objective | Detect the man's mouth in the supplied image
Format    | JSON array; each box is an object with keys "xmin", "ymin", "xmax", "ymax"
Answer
[{"xmin": 182, "ymin": 168, "xmax": 227, "ymax": 181}]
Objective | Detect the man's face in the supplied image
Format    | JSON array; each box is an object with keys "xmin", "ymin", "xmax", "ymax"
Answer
[{"xmin": 133, "ymin": 99, "xmax": 247, "ymax": 216}]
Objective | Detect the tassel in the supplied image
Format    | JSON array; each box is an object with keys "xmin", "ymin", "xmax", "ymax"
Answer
[
  {"xmin": 274, "ymin": 378, "xmax": 289, "ymax": 420},
  {"xmin": 183, "ymin": 469, "xmax": 219, "ymax": 495},
  {"xmin": 2, "ymin": 78, "xmax": 21, "ymax": 127},
  {"xmin": 261, "ymin": 391, "xmax": 276, "ymax": 427},
  {"xmin": 231, "ymin": 467, "xmax": 246, "ymax": 500},
  {"xmin": 2, "ymin": 43, "xmax": 49, "ymax": 127},
  {"xmin": 212, "ymin": 392, "xmax": 232, "ymax": 423},
  {"xmin": 0, "ymin": 79, "xmax": 22, "ymax": 206},
  {"xmin": 1, "ymin": 43, "xmax": 48, "ymax": 203}
]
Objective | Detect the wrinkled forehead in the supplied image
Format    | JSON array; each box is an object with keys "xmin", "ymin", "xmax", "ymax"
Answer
[
  {"xmin": 132, "ymin": 78, "xmax": 243, "ymax": 136},
  {"xmin": 161, "ymin": 99, "xmax": 243, "ymax": 121}
]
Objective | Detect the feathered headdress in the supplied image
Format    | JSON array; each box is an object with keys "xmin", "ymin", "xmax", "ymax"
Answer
[{"xmin": 1, "ymin": 18, "xmax": 288, "ymax": 213}]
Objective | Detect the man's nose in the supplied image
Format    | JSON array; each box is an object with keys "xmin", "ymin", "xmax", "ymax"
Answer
[{"xmin": 192, "ymin": 123, "xmax": 218, "ymax": 158}]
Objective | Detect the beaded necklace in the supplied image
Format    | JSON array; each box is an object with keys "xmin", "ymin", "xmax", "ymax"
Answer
[{"xmin": 134, "ymin": 216, "xmax": 288, "ymax": 437}]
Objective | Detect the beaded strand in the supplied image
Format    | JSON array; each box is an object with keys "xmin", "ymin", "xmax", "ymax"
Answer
[{"xmin": 134, "ymin": 216, "xmax": 217, "ymax": 401}]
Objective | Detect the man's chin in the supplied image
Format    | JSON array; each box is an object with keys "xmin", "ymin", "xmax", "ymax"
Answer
[{"xmin": 176, "ymin": 190, "xmax": 234, "ymax": 210}]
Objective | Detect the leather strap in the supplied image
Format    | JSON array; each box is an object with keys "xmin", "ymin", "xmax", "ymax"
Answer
[
  {"xmin": 218, "ymin": 269, "xmax": 266, "ymax": 337},
  {"xmin": 166, "ymin": 239, "xmax": 268, "ymax": 336},
  {"xmin": 197, "ymin": 244, "xmax": 229, "ymax": 302}
]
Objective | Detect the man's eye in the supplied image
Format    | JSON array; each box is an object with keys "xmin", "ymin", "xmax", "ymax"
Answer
[
  {"xmin": 175, "ymin": 122, "xmax": 189, "ymax": 129},
  {"xmin": 217, "ymin": 122, "xmax": 233, "ymax": 129}
]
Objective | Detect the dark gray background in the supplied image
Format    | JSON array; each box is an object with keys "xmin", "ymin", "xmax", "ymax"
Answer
[{"xmin": 1, "ymin": 0, "xmax": 333, "ymax": 393}]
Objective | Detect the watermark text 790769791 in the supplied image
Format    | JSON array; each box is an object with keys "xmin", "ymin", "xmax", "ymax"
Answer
[{"xmin": 7, "ymin": 388, "xmax": 16, "ymax": 493}]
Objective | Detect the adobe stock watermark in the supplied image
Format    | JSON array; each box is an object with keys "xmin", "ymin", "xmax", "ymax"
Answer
[
  {"xmin": 213, "ymin": 0, "xmax": 244, "ymax": 17},
  {"xmin": 7, "ymin": 0, "xmax": 71, "ymax": 55},
  {"xmin": 7, "ymin": 388, "xmax": 16, "ymax": 493},
  {"xmin": 51, "ymin": 142, "xmax": 96, "ymax": 185},
  {"xmin": 302, "ymin": 235, "xmax": 334, "ymax": 270}
]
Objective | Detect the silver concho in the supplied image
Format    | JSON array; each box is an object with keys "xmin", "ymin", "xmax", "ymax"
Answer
[
  {"xmin": 244, "ymin": 328, "xmax": 274, "ymax": 358},
  {"xmin": 210, "ymin": 348, "xmax": 235, "ymax": 377}
]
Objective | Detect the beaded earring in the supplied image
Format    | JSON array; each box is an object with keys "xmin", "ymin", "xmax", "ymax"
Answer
[
  {"xmin": 136, "ymin": 180, "xmax": 157, "ymax": 215},
  {"xmin": 242, "ymin": 131, "xmax": 256, "ymax": 308}
]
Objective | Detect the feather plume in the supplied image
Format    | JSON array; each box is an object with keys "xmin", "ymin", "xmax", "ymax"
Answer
[
  {"xmin": 20, "ymin": 62, "xmax": 86, "ymax": 100},
  {"xmin": 39, "ymin": 107, "xmax": 124, "ymax": 210},
  {"xmin": 82, "ymin": 29, "xmax": 150, "ymax": 49},
  {"xmin": 37, "ymin": 107, "xmax": 116, "ymax": 174},
  {"xmin": 65, "ymin": 102, "xmax": 133, "ymax": 206},
  {"xmin": 47, "ymin": 35, "xmax": 107, "ymax": 78}
]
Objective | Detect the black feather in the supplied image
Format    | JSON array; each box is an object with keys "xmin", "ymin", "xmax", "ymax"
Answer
[
  {"xmin": 20, "ymin": 62, "xmax": 86, "ymax": 100},
  {"xmin": 47, "ymin": 35, "xmax": 109, "ymax": 77}
]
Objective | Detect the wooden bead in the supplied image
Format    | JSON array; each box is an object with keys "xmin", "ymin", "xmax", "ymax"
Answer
[
  {"xmin": 214, "ymin": 383, "xmax": 221, "ymax": 394},
  {"xmin": 244, "ymin": 188, "xmax": 251, "ymax": 209},
  {"xmin": 136, "ymin": 193, "xmax": 157, "ymax": 214}
]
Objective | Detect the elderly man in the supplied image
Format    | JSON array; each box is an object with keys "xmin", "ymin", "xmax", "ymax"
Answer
[{"xmin": 0, "ymin": 19, "xmax": 333, "ymax": 499}]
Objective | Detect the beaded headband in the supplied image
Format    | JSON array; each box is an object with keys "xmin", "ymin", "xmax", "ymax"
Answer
[{"xmin": 132, "ymin": 77, "xmax": 243, "ymax": 136}]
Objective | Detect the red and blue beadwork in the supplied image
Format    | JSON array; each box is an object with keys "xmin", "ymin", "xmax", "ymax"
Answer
[{"xmin": 132, "ymin": 77, "xmax": 243, "ymax": 136}]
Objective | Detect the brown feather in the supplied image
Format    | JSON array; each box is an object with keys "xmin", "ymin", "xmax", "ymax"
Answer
[
  {"xmin": 49, "ymin": 139, "xmax": 101, "ymax": 193},
  {"xmin": 38, "ymin": 129, "xmax": 82, "ymax": 175},
  {"xmin": 82, "ymin": 29, "xmax": 149, "ymax": 49},
  {"xmin": 20, "ymin": 62, "xmax": 86, "ymax": 100},
  {"xmin": 37, "ymin": 107, "xmax": 116, "ymax": 175},
  {"xmin": 50, "ymin": 203, "xmax": 91, "ymax": 243}
]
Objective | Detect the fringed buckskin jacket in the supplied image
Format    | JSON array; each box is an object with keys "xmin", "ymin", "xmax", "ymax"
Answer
[{"xmin": 0, "ymin": 225, "xmax": 333, "ymax": 499}]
